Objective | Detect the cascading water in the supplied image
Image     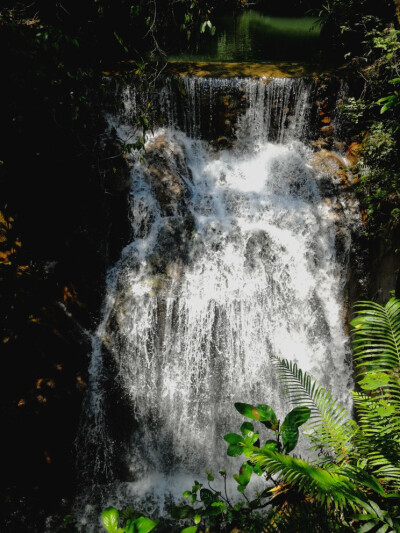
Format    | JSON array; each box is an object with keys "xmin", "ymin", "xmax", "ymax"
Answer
[{"xmin": 75, "ymin": 76, "xmax": 359, "ymax": 529}]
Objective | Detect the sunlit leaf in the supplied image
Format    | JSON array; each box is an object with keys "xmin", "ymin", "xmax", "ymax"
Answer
[{"xmin": 101, "ymin": 507, "xmax": 119, "ymax": 533}]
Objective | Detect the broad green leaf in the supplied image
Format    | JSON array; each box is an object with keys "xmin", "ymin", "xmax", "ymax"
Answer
[
  {"xmin": 358, "ymin": 373, "xmax": 391, "ymax": 390},
  {"xmin": 181, "ymin": 527, "xmax": 197, "ymax": 533},
  {"xmin": 194, "ymin": 514, "xmax": 201, "ymax": 525},
  {"xmin": 102, "ymin": 507, "xmax": 119, "ymax": 533},
  {"xmin": 235, "ymin": 402, "xmax": 261, "ymax": 419},
  {"xmin": 182, "ymin": 491, "xmax": 191, "ymax": 498},
  {"xmin": 237, "ymin": 430, "xmax": 259, "ymax": 455},
  {"xmin": 281, "ymin": 422, "xmax": 299, "ymax": 453},
  {"xmin": 233, "ymin": 462, "xmax": 253, "ymax": 487},
  {"xmin": 257, "ymin": 404, "xmax": 279, "ymax": 429},
  {"xmin": 224, "ymin": 433, "xmax": 242, "ymax": 444},
  {"xmin": 235, "ymin": 402, "xmax": 278, "ymax": 429},
  {"xmin": 281, "ymin": 407, "xmax": 310, "ymax": 452},
  {"xmin": 285, "ymin": 406, "xmax": 311, "ymax": 427},
  {"xmin": 227, "ymin": 443, "xmax": 244, "ymax": 457},
  {"xmin": 224, "ymin": 433, "xmax": 246, "ymax": 456},
  {"xmin": 134, "ymin": 517, "xmax": 158, "ymax": 533}
]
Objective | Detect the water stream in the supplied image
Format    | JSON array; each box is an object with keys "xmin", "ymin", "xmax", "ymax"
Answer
[{"xmin": 75, "ymin": 76, "xmax": 358, "ymax": 529}]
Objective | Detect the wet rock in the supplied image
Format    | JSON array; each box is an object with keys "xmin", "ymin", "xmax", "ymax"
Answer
[
  {"xmin": 333, "ymin": 141, "xmax": 346, "ymax": 153},
  {"xmin": 321, "ymin": 124, "xmax": 334, "ymax": 136},
  {"xmin": 217, "ymin": 136, "xmax": 231, "ymax": 149},
  {"xmin": 346, "ymin": 142, "xmax": 362, "ymax": 166},
  {"xmin": 144, "ymin": 134, "xmax": 193, "ymax": 216},
  {"xmin": 311, "ymin": 149, "xmax": 352, "ymax": 188},
  {"xmin": 310, "ymin": 137, "xmax": 328, "ymax": 150}
]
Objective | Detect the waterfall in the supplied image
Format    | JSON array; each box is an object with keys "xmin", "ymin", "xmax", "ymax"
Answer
[{"xmin": 75, "ymin": 76, "xmax": 359, "ymax": 529}]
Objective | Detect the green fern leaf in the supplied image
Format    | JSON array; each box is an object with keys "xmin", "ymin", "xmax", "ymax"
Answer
[{"xmin": 273, "ymin": 357, "xmax": 356, "ymax": 458}]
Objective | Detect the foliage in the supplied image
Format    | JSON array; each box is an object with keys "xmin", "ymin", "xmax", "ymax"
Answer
[
  {"xmin": 353, "ymin": 122, "xmax": 400, "ymax": 236},
  {"xmin": 249, "ymin": 298, "xmax": 400, "ymax": 531},
  {"xmin": 170, "ymin": 403, "xmax": 310, "ymax": 532},
  {"xmin": 336, "ymin": 21, "xmax": 400, "ymax": 238},
  {"xmin": 378, "ymin": 78, "xmax": 400, "ymax": 114},
  {"xmin": 272, "ymin": 358, "xmax": 357, "ymax": 459},
  {"xmin": 313, "ymin": 0, "xmax": 395, "ymax": 61},
  {"xmin": 102, "ymin": 507, "xmax": 158, "ymax": 533},
  {"xmin": 350, "ymin": 298, "xmax": 400, "ymax": 490}
]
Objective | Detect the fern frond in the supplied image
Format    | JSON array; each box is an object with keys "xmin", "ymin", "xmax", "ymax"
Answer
[
  {"xmin": 273, "ymin": 357, "xmax": 356, "ymax": 459},
  {"xmin": 249, "ymin": 447, "xmax": 360, "ymax": 510},
  {"xmin": 351, "ymin": 298, "xmax": 400, "ymax": 490},
  {"xmin": 351, "ymin": 298, "xmax": 400, "ymax": 383}
]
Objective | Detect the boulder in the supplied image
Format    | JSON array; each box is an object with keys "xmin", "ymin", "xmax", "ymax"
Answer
[{"xmin": 320, "ymin": 124, "xmax": 334, "ymax": 136}]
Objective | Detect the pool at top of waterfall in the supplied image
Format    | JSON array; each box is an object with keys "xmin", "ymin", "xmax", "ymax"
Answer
[
  {"xmin": 74, "ymin": 75, "xmax": 359, "ymax": 531},
  {"xmin": 168, "ymin": 9, "xmax": 320, "ymax": 63}
]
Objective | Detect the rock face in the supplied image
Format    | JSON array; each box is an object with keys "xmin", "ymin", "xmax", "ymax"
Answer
[
  {"xmin": 346, "ymin": 142, "xmax": 362, "ymax": 166},
  {"xmin": 311, "ymin": 149, "xmax": 352, "ymax": 188},
  {"xmin": 142, "ymin": 134, "xmax": 196, "ymax": 277},
  {"xmin": 144, "ymin": 134, "xmax": 193, "ymax": 216}
]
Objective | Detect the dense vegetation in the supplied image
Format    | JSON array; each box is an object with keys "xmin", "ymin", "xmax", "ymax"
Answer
[{"xmin": 1, "ymin": 0, "xmax": 400, "ymax": 531}]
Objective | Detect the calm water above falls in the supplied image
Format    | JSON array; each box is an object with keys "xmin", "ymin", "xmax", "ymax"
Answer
[
  {"xmin": 169, "ymin": 10, "xmax": 320, "ymax": 63},
  {"xmin": 75, "ymin": 77, "xmax": 357, "ymax": 529}
]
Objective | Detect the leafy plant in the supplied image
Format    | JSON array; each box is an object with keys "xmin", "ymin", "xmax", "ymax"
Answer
[
  {"xmin": 246, "ymin": 298, "xmax": 400, "ymax": 531},
  {"xmin": 171, "ymin": 403, "xmax": 310, "ymax": 532},
  {"xmin": 378, "ymin": 78, "xmax": 400, "ymax": 114},
  {"xmin": 101, "ymin": 507, "xmax": 158, "ymax": 533}
]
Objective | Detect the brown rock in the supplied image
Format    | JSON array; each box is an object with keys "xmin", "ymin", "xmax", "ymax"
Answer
[
  {"xmin": 311, "ymin": 149, "xmax": 352, "ymax": 187},
  {"xmin": 346, "ymin": 142, "xmax": 362, "ymax": 166},
  {"xmin": 321, "ymin": 125, "xmax": 334, "ymax": 136}
]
